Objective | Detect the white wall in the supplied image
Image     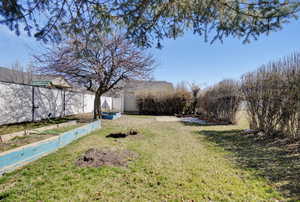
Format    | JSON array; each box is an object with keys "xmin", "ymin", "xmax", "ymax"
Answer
[
  {"xmin": 0, "ymin": 82, "xmax": 33, "ymax": 125},
  {"xmin": 0, "ymin": 81, "xmax": 119, "ymax": 126},
  {"xmin": 84, "ymin": 93, "xmax": 94, "ymax": 113},
  {"xmin": 112, "ymin": 96, "xmax": 124, "ymax": 113},
  {"xmin": 124, "ymin": 93, "xmax": 138, "ymax": 112},
  {"xmin": 101, "ymin": 96, "xmax": 112, "ymax": 110},
  {"xmin": 65, "ymin": 91, "xmax": 84, "ymax": 115},
  {"xmin": 34, "ymin": 87, "xmax": 64, "ymax": 120}
]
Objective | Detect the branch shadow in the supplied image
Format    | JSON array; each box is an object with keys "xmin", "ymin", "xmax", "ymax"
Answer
[
  {"xmin": 34, "ymin": 87, "xmax": 64, "ymax": 120},
  {"xmin": 0, "ymin": 82, "xmax": 87, "ymax": 126},
  {"xmin": 197, "ymin": 129, "xmax": 300, "ymax": 201}
]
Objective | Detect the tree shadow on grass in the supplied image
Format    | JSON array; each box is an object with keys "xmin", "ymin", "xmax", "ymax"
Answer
[
  {"xmin": 182, "ymin": 122, "xmax": 230, "ymax": 127},
  {"xmin": 198, "ymin": 129, "xmax": 300, "ymax": 201}
]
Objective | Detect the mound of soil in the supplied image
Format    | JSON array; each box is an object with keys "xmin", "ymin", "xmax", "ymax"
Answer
[
  {"xmin": 128, "ymin": 129, "xmax": 138, "ymax": 135},
  {"xmin": 76, "ymin": 148, "xmax": 138, "ymax": 168}
]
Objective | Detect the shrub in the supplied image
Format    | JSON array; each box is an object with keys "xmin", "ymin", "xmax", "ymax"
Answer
[
  {"xmin": 136, "ymin": 86, "xmax": 191, "ymax": 115},
  {"xmin": 198, "ymin": 80, "xmax": 241, "ymax": 123},
  {"xmin": 241, "ymin": 53, "xmax": 300, "ymax": 139}
]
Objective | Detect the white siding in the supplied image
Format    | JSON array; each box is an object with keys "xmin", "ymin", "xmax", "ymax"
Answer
[
  {"xmin": 34, "ymin": 87, "xmax": 64, "ymax": 120},
  {"xmin": 0, "ymin": 82, "xmax": 32, "ymax": 125},
  {"xmin": 0, "ymin": 81, "xmax": 120, "ymax": 126},
  {"xmin": 124, "ymin": 93, "xmax": 138, "ymax": 112},
  {"xmin": 65, "ymin": 91, "xmax": 84, "ymax": 115},
  {"xmin": 84, "ymin": 93, "xmax": 94, "ymax": 113},
  {"xmin": 112, "ymin": 96, "xmax": 124, "ymax": 113}
]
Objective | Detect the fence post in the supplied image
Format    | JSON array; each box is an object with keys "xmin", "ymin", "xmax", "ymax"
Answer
[
  {"xmin": 82, "ymin": 93, "xmax": 85, "ymax": 113},
  {"xmin": 63, "ymin": 90, "xmax": 66, "ymax": 117},
  {"xmin": 32, "ymin": 86, "xmax": 35, "ymax": 122}
]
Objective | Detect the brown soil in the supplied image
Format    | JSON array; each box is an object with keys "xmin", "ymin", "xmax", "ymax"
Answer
[
  {"xmin": 128, "ymin": 129, "xmax": 138, "ymax": 135},
  {"xmin": 75, "ymin": 148, "xmax": 138, "ymax": 168}
]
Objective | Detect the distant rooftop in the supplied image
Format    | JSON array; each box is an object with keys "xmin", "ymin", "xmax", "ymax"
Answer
[{"xmin": 0, "ymin": 66, "xmax": 72, "ymax": 89}]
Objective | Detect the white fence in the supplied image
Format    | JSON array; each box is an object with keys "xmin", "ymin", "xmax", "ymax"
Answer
[{"xmin": 0, "ymin": 81, "xmax": 120, "ymax": 126}]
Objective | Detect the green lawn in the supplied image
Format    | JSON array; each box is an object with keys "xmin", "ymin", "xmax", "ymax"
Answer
[{"xmin": 0, "ymin": 115, "xmax": 297, "ymax": 201}]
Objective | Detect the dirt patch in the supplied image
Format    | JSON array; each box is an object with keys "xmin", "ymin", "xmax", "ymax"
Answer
[
  {"xmin": 128, "ymin": 129, "xmax": 138, "ymax": 135},
  {"xmin": 76, "ymin": 148, "xmax": 138, "ymax": 168},
  {"xmin": 106, "ymin": 133, "xmax": 127, "ymax": 138},
  {"xmin": 106, "ymin": 130, "xmax": 141, "ymax": 139}
]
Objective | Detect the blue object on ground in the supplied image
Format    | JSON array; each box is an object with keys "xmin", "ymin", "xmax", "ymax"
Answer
[{"xmin": 101, "ymin": 112, "xmax": 122, "ymax": 120}]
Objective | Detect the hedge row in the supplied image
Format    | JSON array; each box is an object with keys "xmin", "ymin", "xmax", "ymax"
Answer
[
  {"xmin": 136, "ymin": 80, "xmax": 241, "ymax": 124},
  {"xmin": 136, "ymin": 88, "xmax": 191, "ymax": 115}
]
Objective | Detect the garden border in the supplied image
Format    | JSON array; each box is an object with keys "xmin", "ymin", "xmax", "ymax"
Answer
[{"xmin": 0, "ymin": 120, "xmax": 101, "ymax": 175}]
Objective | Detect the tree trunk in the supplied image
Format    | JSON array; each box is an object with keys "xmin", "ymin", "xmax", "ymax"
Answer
[{"xmin": 93, "ymin": 91, "xmax": 102, "ymax": 120}]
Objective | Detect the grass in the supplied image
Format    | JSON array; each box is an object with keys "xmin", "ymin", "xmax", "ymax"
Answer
[
  {"xmin": 0, "ymin": 114, "xmax": 297, "ymax": 201},
  {"xmin": 39, "ymin": 124, "xmax": 84, "ymax": 135},
  {"xmin": 0, "ymin": 124, "xmax": 84, "ymax": 153},
  {"xmin": 199, "ymin": 130, "xmax": 300, "ymax": 201}
]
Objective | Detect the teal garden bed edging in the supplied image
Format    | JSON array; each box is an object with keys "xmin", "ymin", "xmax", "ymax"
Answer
[{"xmin": 0, "ymin": 120, "xmax": 101, "ymax": 175}]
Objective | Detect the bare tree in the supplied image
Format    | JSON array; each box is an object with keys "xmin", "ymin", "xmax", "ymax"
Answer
[{"xmin": 35, "ymin": 34, "xmax": 155, "ymax": 119}]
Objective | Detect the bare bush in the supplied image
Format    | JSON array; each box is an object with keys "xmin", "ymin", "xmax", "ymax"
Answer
[
  {"xmin": 241, "ymin": 53, "xmax": 300, "ymax": 139},
  {"xmin": 198, "ymin": 80, "xmax": 241, "ymax": 124}
]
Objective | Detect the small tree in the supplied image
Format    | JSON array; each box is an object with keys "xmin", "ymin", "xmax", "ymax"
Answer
[{"xmin": 35, "ymin": 34, "xmax": 155, "ymax": 119}]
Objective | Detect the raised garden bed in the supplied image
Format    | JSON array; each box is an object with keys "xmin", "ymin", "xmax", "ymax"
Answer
[
  {"xmin": 102, "ymin": 112, "xmax": 122, "ymax": 120},
  {"xmin": 0, "ymin": 124, "xmax": 84, "ymax": 153},
  {"xmin": 0, "ymin": 121, "xmax": 78, "ymax": 142},
  {"xmin": 0, "ymin": 117, "xmax": 79, "ymax": 137},
  {"xmin": 0, "ymin": 120, "xmax": 101, "ymax": 175}
]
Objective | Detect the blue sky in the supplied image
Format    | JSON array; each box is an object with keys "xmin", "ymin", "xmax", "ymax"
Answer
[{"xmin": 1, "ymin": 19, "xmax": 300, "ymax": 87}]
